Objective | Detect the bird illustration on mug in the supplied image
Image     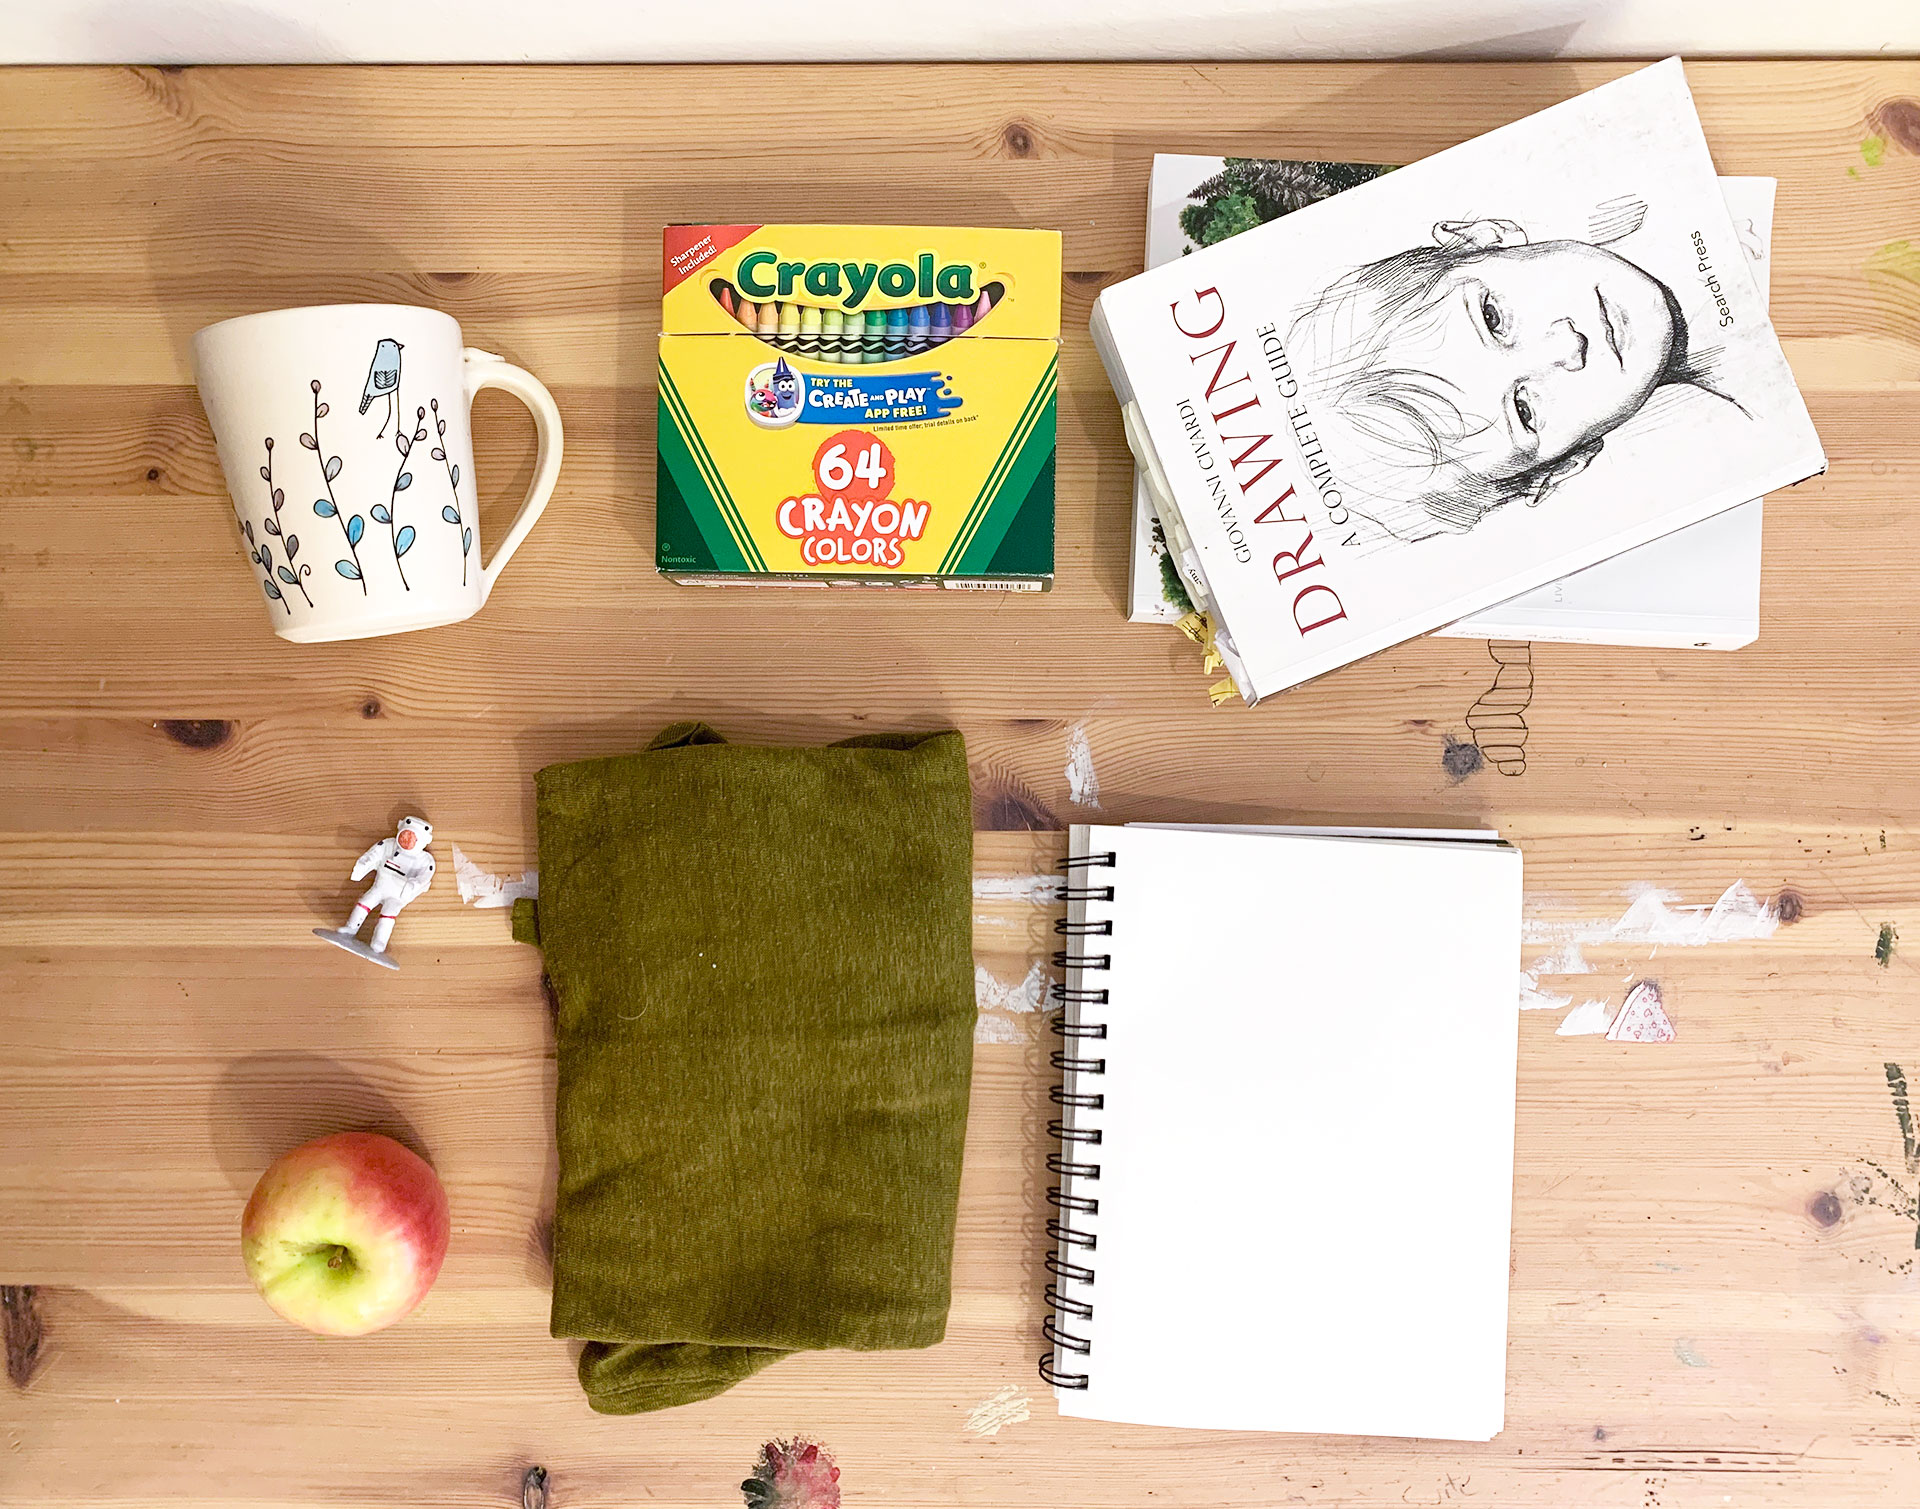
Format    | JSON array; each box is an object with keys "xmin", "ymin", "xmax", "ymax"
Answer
[{"xmin": 358, "ymin": 337, "xmax": 404, "ymax": 436}]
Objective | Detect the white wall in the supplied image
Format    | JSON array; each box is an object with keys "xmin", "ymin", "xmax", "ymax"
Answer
[{"xmin": 7, "ymin": 0, "xmax": 1917, "ymax": 64}]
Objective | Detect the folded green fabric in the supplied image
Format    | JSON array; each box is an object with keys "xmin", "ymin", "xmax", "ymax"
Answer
[{"xmin": 513, "ymin": 721, "xmax": 975, "ymax": 1414}]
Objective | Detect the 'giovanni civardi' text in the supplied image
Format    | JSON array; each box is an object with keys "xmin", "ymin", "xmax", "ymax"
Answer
[{"xmin": 1168, "ymin": 286, "xmax": 1346, "ymax": 637}]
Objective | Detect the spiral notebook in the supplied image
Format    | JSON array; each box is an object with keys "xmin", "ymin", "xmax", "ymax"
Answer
[{"xmin": 1042, "ymin": 823, "xmax": 1523, "ymax": 1440}]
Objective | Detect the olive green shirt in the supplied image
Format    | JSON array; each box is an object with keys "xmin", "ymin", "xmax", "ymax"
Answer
[{"xmin": 513, "ymin": 722, "xmax": 974, "ymax": 1413}]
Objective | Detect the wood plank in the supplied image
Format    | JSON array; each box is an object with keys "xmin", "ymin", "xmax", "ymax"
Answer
[{"xmin": 3, "ymin": 58, "xmax": 1920, "ymax": 1509}]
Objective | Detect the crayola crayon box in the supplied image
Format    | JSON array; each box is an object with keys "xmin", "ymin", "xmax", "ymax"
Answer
[{"xmin": 656, "ymin": 225, "xmax": 1060, "ymax": 588}]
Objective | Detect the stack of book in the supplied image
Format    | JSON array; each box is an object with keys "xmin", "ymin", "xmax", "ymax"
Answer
[{"xmin": 1098, "ymin": 60, "xmax": 1825, "ymax": 704}]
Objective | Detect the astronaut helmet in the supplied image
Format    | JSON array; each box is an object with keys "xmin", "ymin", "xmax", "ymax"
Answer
[{"xmin": 395, "ymin": 815, "xmax": 433, "ymax": 851}]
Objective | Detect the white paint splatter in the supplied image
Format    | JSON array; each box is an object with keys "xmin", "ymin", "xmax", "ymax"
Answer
[
  {"xmin": 976, "ymin": 961, "xmax": 1046, "ymax": 1013},
  {"xmin": 1518, "ymin": 970, "xmax": 1573, "ymax": 1011},
  {"xmin": 974, "ymin": 962, "xmax": 1048, "ymax": 1044},
  {"xmin": 1673, "ymin": 1338, "xmax": 1710, "ymax": 1368},
  {"xmin": 1524, "ymin": 881, "xmax": 1778, "ymax": 947},
  {"xmin": 973, "ymin": 1013, "xmax": 1033, "ymax": 1045},
  {"xmin": 1065, "ymin": 724, "xmax": 1101, "ymax": 809},
  {"xmin": 965, "ymin": 1384, "xmax": 1032, "ymax": 1437},
  {"xmin": 972, "ymin": 874, "xmax": 1065, "ymax": 903},
  {"xmin": 1530, "ymin": 941, "xmax": 1593, "ymax": 975},
  {"xmin": 1556, "ymin": 999, "xmax": 1617, "ymax": 1036},
  {"xmin": 1607, "ymin": 980, "xmax": 1676, "ymax": 1043},
  {"xmin": 449, "ymin": 843, "xmax": 538, "ymax": 908}
]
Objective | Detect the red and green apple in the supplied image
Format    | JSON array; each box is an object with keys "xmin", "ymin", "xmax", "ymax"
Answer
[{"xmin": 240, "ymin": 1131, "xmax": 450, "ymax": 1336}]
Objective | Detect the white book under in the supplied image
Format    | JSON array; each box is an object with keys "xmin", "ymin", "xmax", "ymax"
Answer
[{"xmin": 1045, "ymin": 823, "xmax": 1522, "ymax": 1440}]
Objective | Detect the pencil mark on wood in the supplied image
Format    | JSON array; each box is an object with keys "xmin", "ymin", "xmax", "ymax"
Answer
[
  {"xmin": 1465, "ymin": 641, "xmax": 1532, "ymax": 775},
  {"xmin": 157, "ymin": 717, "xmax": 233, "ymax": 749},
  {"xmin": 1875, "ymin": 922, "xmax": 1899, "ymax": 967},
  {"xmin": 2, "ymin": 1284, "xmax": 45, "ymax": 1389},
  {"xmin": 1774, "ymin": 888, "xmax": 1805, "ymax": 925},
  {"xmin": 1869, "ymin": 98, "xmax": 1920, "ymax": 156},
  {"xmin": 1441, "ymin": 733, "xmax": 1484, "ymax": 782},
  {"xmin": 1886, "ymin": 1064, "xmax": 1917, "ymax": 1175},
  {"xmin": 1807, "ymin": 1189, "xmax": 1844, "ymax": 1228}
]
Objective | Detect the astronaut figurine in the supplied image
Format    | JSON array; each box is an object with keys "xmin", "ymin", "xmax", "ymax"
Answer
[{"xmin": 313, "ymin": 816, "xmax": 435, "ymax": 970}]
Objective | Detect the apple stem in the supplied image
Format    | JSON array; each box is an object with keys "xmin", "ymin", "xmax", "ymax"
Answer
[{"xmin": 327, "ymin": 1247, "xmax": 346, "ymax": 1270}]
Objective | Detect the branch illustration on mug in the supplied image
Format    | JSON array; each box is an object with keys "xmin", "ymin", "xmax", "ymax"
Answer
[{"xmin": 192, "ymin": 304, "xmax": 565, "ymax": 643}]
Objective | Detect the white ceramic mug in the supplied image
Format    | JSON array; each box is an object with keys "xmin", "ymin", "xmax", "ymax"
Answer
[{"xmin": 193, "ymin": 304, "xmax": 563, "ymax": 642}]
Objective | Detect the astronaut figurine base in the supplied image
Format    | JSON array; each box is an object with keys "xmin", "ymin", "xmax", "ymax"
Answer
[{"xmin": 314, "ymin": 816, "xmax": 435, "ymax": 971}]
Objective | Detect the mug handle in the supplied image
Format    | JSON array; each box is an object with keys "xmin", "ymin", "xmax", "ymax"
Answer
[{"xmin": 462, "ymin": 347, "xmax": 564, "ymax": 604}]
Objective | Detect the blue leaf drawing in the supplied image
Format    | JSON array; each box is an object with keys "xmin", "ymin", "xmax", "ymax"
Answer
[
  {"xmin": 325, "ymin": 455, "xmax": 343, "ymax": 481},
  {"xmin": 259, "ymin": 542, "xmax": 273, "ymax": 568},
  {"xmin": 462, "ymin": 527, "xmax": 473, "ymax": 555},
  {"xmin": 371, "ymin": 503, "xmax": 390, "ymax": 524},
  {"xmin": 346, "ymin": 514, "xmax": 364, "ymax": 546},
  {"xmin": 335, "ymin": 560, "xmax": 361, "ymax": 580},
  {"xmin": 277, "ymin": 565, "xmax": 297, "ymax": 584},
  {"xmin": 263, "ymin": 516, "xmax": 281, "ymax": 535},
  {"xmin": 395, "ymin": 525, "xmax": 415, "ymax": 557},
  {"xmin": 395, "ymin": 473, "xmax": 412, "ymax": 490},
  {"xmin": 450, "ymin": 464, "xmax": 460, "ymax": 488},
  {"xmin": 286, "ymin": 534, "xmax": 298, "ymax": 558},
  {"xmin": 314, "ymin": 499, "xmax": 336, "ymax": 517},
  {"xmin": 442, "ymin": 506, "xmax": 460, "ymax": 524},
  {"xmin": 264, "ymin": 579, "xmax": 283, "ymax": 599}
]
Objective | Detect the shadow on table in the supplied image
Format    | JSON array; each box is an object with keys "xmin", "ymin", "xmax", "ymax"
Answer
[{"xmin": 208, "ymin": 1050, "xmax": 431, "ymax": 1197}]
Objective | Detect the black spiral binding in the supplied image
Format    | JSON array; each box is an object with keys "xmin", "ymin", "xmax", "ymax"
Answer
[{"xmin": 1038, "ymin": 848, "xmax": 1114, "ymax": 1392}]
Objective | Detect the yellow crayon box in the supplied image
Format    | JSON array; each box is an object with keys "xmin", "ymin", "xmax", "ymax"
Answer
[{"xmin": 657, "ymin": 224, "xmax": 1060, "ymax": 587}]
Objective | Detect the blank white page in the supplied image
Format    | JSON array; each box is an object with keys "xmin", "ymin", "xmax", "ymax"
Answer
[{"xmin": 1052, "ymin": 823, "xmax": 1522, "ymax": 1439}]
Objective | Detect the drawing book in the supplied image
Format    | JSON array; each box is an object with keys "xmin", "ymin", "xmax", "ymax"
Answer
[
  {"xmin": 1042, "ymin": 823, "xmax": 1522, "ymax": 1439},
  {"xmin": 1127, "ymin": 157, "xmax": 1778, "ymax": 651},
  {"xmin": 1093, "ymin": 60, "xmax": 1824, "ymax": 702}
]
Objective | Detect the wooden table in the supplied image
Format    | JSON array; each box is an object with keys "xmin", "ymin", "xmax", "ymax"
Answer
[{"xmin": 5, "ymin": 60, "xmax": 1919, "ymax": 1508}]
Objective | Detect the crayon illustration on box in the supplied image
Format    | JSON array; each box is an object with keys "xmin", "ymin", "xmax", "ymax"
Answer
[{"xmin": 657, "ymin": 225, "xmax": 1060, "ymax": 588}]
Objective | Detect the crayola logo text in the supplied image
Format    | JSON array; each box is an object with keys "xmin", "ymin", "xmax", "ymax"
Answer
[{"xmin": 736, "ymin": 251, "xmax": 981, "ymax": 309}]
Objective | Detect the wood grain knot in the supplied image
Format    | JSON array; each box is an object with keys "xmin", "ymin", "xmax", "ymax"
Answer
[
  {"xmin": 158, "ymin": 718, "xmax": 233, "ymax": 750},
  {"xmin": 361, "ymin": 697, "xmax": 383, "ymax": 719},
  {"xmin": 1806, "ymin": 1189, "xmax": 1844, "ymax": 1228},
  {"xmin": 146, "ymin": 467, "xmax": 161, "ymax": 482},
  {"xmin": 1775, "ymin": 888, "xmax": 1806, "ymax": 925},
  {"xmin": 430, "ymin": 270, "xmax": 477, "ymax": 286},
  {"xmin": 1064, "ymin": 270, "xmax": 1109, "ymax": 287},
  {"xmin": 2, "ymin": 1285, "xmax": 45, "ymax": 1389},
  {"xmin": 522, "ymin": 1465, "xmax": 549, "ymax": 1509},
  {"xmin": 1870, "ymin": 98, "xmax": 1920, "ymax": 156},
  {"xmin": 1002, "ymin": 121, "xmax": 1037, "ymax": 158},
  {"xmin": 974, "ymin": 783, "xmax": 1062, "ymax": 833}
]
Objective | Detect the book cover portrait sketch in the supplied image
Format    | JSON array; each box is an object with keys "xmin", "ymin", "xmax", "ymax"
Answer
[{"xmin": 1094, "ymin": 60, "xmax": 1825, "ymax": 702}]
